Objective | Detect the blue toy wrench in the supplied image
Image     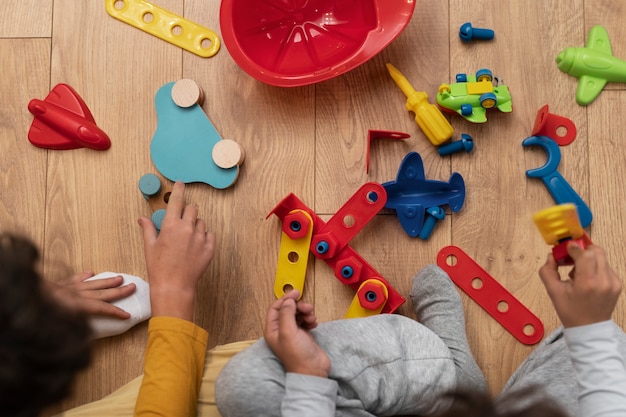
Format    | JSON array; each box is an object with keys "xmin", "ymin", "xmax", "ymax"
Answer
[{"xmin": 522, "ymin": 135, "xmax": 592, "ymax": 227}]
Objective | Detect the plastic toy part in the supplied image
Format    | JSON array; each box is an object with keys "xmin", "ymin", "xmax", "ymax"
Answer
[
  {"xmin": 105, "ymin": 0, "xmax": 220, "ymax": 58},
  {"xmin": 556, "ymin": 25, "xmax": 626, "ymax": 106},
  {"xmin": 267, "ymin": 191, "xmax": 406, "ymax": 314},
  {"xmin": 522, "ymin": 135, "xmax": 592, "ymax": 228},
  {"xmin": 310, "ymin": 182, "xmax": 387, "ymax": 260},
  {"xmin": 386, "ymin": 63, "xmax": 454, "ymax": 146},
  {"xmin": 274, "ymin": 210, "xmax": 314, "ymax": 299},
  {"xmin": 531, "ymin": 105, "xmax": 577, "ymax": 146},
  {"xmin": 366, "ymin": 130, "xmax": 410, "ymax": 174},
  {"xmin": 417, "ymin": 206, "xmax": 446, "ymax": 240},
  {"xmin": 437, "ymin": 246, "xmax": 545, "ymax": 345},
  {"xmin": 436, "ymin": 69, "xmax": 513, "ymax": 123},
  {"xmin": 459, "ymin": 22, "xmax": 495, "ymax": 42},
  {"xmin": 438, "ymin": 133, "xmax": 474, "ymax": 156},
  {"xmin": 533, "ymin": 204, "xmax": 584, "ymax": 245},
  {"xmin": 219, "ymin": 0, "xmax": 415, "ymax": 87},
  {"xmin": 533, "ymin": 204, "xmax": 592, "ymax": 266},
  {"xmin": 383, "ymin": 152, "xmax": 465, "ymax": 237},
  {"xmin": 150, "ymin": 81, "xmax": 240, "ymax": 188},
  {"xmin": 27, "ymin": 84, "xmax": 111, "ymax": 151},
  {"xmin": 345, "ymin": 279, "xmax": 389, "ymax": 318}
]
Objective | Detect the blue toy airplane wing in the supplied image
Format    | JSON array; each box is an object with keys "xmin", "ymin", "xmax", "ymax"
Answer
[
  {"xmin": 395, "ymin": 204, "xmax": 426, "ymax": 237},
  {"xmin": 586, "ymin": 25, "xmax": 612, "ymax": 55},
  {"xmin": 576, "ymin": 75, "xmax": 608, "ymax": 105},
  {"xmin": 396, "ymin": 152, "xmax": 425, "ymax": 182},
  {"xmin": 447, "ymin": 172, "xmax": 466, "ymax": 212}
]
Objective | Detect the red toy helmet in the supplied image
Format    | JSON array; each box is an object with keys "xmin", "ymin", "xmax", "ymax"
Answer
[{"xmin": 219, "ymin": 0, "xmax": 416, "ymax": 87}]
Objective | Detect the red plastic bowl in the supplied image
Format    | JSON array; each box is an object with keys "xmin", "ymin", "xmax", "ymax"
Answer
[{"xmin": 219, "ymin": 0, "xmax": 416, "ymax": 87}]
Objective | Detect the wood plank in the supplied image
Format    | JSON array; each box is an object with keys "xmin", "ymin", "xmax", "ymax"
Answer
[
  {"xmin": 44, "ymin": 0, "xmax": 183, "ymax": 412},
  {"xmin": 0, "ymin": 0, "xmax": 52, "ymax": 37},
  {"xmin": 587, "ymin": 95, "xmax": 626, "ymax": 325},
  {"xmin": 0, "ymin": 39, "xmax": 49, "ymax": 244}
]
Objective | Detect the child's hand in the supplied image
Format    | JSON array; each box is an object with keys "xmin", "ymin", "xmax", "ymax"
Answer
[
  {"xmin": 539, "ymin": 242, "xmax": 623, "ymax": 328},
  {"xmin": 264, "ymin": 290, "xmax": 330, "ymax": 378},
  {"xmin": 46, "ymin": 272, "xmax": 135, "ymax": 319},
  {"xmin": 139, "ymin": 181, "xmax": 216, "ymax": 321}
]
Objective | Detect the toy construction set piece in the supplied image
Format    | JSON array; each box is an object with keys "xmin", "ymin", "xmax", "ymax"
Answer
[
  {"xmin": 268, "ymin": 183, "xmax": 406, "ymax": 315},
  {"xmin": 522, "ymin": 135, "xmax": 592, "ymax": 228},
  {"xmin": 437, "ymin": 246, "xmax": 544, "ymax": 345},
  {"xmin": 532, "ymin": 105, "xmax": 577, "ymax": 146},
  {"xmin": 533, "ymin": 204, "xmax": 592, "ymax": 266},
  {"xmin": 382, "ymin": 152, "xmax": 465, "ymax": 238},
  {"xmin": 556, "ymin": 25, "xmax": 626, "ymax": 106},
  {"xmin": 273, "ymin": 209, "xmax": 314, "ymax": 299},
  {"xmin": 345, "ymin": 279, "xmax": 389, "ymax": 318},
  {"xmin": 459, "ymin": 22, "xmax": 494, "ymax": 42},
  {"xmin": 138, "ymin": 173, "xmax": 171, "ymax": 231},
  {"xmin": 386, "ymin": 63, "xmax": 454, "ymax": 146},
  {"xmin": 436, "ymin": 69, "xmax": 512, "ymax": 123},
  {"xmin": 28, "ymin": 84, "xmax": 111, "ymax": 151},
  {"xmin": 150, "ymin": 80, "xmax": 244, "ymax": 189},
  {"xmin": 105, "ymin": 0, "xmax": 220, "ymax": 58}
]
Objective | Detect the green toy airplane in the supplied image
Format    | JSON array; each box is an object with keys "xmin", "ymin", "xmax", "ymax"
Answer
[{"xmin": 556, "ymin": 25, "xmax": 626, "ymax": 105}]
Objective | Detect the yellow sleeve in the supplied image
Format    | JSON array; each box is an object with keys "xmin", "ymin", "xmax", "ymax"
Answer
[{"xmin": 134, "ymin": 316, "xmax": 209, "ymax": 417}]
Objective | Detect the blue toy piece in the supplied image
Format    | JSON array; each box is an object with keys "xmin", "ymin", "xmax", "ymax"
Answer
[
  {"xmin": 151, "ymin": 208, "xmax": 167, "ymax": 232},
  {"xmin": 522, "ymin": 135, "xmax": 592, "ymax": 228},
  {"xmin": 438, "ymin": 133, "xmax": 474, "ymax": 156},
  {"xmin": 459, "ymin": 22, "xmax": 494, "ymax": 42},
  {"xmin": 138, "ymin": 173, "xmax": 162, "ymax": 199},
  {"xmin": 418, "ymin": 206, "xmax": 446, "ymax": 240},
  {"xmin": 382, "ymin": 152, "xmax": 466, "ymax": 237},
  {"xmin": 150, "ymin": 82, "xmax": 239, "ymax": 189}
]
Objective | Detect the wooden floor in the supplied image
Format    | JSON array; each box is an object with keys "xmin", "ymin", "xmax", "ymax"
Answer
[{"xmin": 2, "ymin": 0, "xmax": 625, "ymax": 413}]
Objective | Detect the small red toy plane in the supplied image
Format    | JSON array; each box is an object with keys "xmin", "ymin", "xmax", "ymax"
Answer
[{"xmin": 28, "ymin": 83, "xmax": 111, "ymax": 151}]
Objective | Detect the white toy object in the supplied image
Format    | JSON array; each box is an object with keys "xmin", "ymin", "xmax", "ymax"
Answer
[{"xmin": 87, "ymin": 272, "xmax": 152, "ymax": 339}]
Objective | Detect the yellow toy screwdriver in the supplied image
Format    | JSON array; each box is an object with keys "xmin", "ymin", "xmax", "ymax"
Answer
[{"xmin": 386, "ymin": 63, "xmax": 454, "ymax": 146}]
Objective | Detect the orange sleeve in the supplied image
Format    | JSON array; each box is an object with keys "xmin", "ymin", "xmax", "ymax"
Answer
[{"xmin": 134, "ymin": 317, "xmax": 209, "ymax": 417}]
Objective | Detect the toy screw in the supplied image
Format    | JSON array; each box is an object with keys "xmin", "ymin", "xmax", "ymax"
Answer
[
  {"xmin": 459, "ymin": 22, "xmax": 495, "ymax": 42},
  {"xmin": 418, "ymin": 207, "xmax": 446, "ymax": 240},
  {"xmin": 438, "ymin": 134, "xmax": 474, "ymax": 156}
]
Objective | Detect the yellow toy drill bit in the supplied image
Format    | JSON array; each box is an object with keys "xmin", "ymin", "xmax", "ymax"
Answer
[{"xmin": 386, "ymin": 63, "xmax": 454, "ymax": 146}]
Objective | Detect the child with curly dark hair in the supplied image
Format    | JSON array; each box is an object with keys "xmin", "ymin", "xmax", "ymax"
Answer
[{"xmin": 0, "ymin": 233, "xmax": 93, "ymax": 417}]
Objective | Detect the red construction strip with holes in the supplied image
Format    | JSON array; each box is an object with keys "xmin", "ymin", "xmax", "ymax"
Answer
[
  {"xmin": 437, "ymin": 245, "xmax": 544, "ymax": 345},
  {"xmin": 268, "ymin": 182, "xmax": 406, "ymax": 314}
]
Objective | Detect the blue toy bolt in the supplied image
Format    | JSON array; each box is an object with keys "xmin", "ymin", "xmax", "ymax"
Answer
[
  {"xmin": 438, "ymin": 134, "xmax": 474, "ymax": 156},
  {"xmin": 418, "ymin": 206, "xmax": 446, "ymax": 240},
  {"xmin": 459, "ymin": 22, "xmax": 495, "ymax": 42}
]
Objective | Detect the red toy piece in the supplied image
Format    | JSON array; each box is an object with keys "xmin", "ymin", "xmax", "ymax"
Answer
[
  {"xmin": 310, "ymin": 182, "xmax": 386, "ymax": 259},
  {"xmin": 437, "ymin": 245, "xmax": 544, "ymax": 345},
  {"xmin": 531, "ymin": 104, "xmax": 577, "ymax": 146},
  {"xmin": 366, "ymin": 130, "xmax": 410, "ymax": 174},
  {"xmin": 28, "ymin": 84, "xmax": 111, "ymax": 151},
  {"xmin": 551, "ymin": 234, "xmax": 592, "ymax": 266},
  {"xmin": 268, "ymin": 183, "xmax": 406, "ymax": 314}
]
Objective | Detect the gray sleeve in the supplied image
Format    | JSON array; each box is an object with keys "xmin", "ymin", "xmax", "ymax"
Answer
[
  {"xmin": 564, "ymin": 320, "xmax": 626, "ymax": 417},
  {"xmin": 281, "ymin": 373, "xmax": 337, "ymax": 417}
]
